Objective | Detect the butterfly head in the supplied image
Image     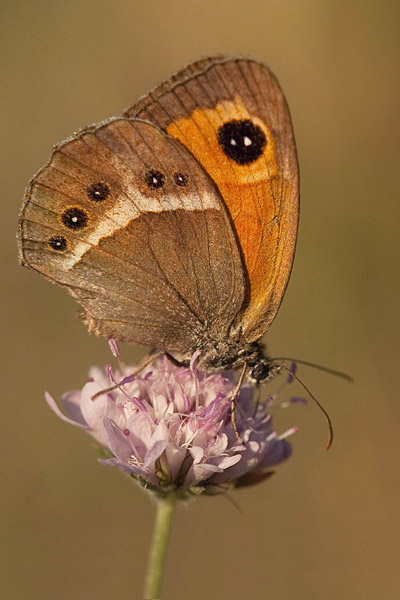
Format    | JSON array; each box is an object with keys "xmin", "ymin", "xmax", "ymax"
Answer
[{"xmin": 248, "ymin": 356, "xmax": 283, "ymax": 384}]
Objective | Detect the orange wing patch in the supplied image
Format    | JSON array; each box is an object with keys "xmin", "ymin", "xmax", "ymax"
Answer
[{"xmin": 166, "ymin": 95, "xmax": 288, "ymax": 335}]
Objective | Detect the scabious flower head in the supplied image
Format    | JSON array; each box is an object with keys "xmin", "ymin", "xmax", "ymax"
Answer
[{"xmin": 46, "ymin": 347, "xmax": 300, "ymax": 498}]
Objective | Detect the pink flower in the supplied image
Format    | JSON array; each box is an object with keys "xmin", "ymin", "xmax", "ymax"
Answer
[{"xmin": 46, "ymin": 351, "xmax": 299, "ymax": 497}]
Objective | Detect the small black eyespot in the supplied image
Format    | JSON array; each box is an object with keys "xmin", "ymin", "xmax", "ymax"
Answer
[
  {"xmin": 174, "ymin": 172, "xmax": 188, "ymax": 186},
  {"xmin": 48, "ymin": 235, "xmax": 67, "ymax": 251},
  {"xmin": 145, "ymin": 169, "xmax": 165, "ymax": 189},
  {"xmin": 86, "ymin": 182, "xmax": 110, "ymax": 202},
  {"xmin": 62, "ymin": 207, "xmax": 88, "ymax": 230},
  {"xmin": 218, "ymin": 119, "xmax": 267, "ymax": 165}
]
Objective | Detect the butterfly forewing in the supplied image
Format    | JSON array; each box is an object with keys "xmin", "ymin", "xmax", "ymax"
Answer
[
  {"xmin": 19, "ymin": 118, "xmax": 245, "ymax": 352},
  {"xmin": 125, "ymin": 56, "xmax": 299, "ymax": 342}
]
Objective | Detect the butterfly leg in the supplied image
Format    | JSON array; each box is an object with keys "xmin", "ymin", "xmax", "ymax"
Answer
[
  {"xmin": 230, "ymin": 362, "xmax": 248, "ymax": 440},
  {"xmin": 91, "ymin": 351, "xmax": 164, "ymax": 400},
  {"xmin": 164, "ymin": 353, "xmax": 190, "ymax": 368}
]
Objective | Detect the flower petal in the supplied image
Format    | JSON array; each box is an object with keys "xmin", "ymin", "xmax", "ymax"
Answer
[
  {"xmin": 80, "ymin": 382, "xmax": 113, "ymax": 427},
  {"xmin": 45, "ymin": 392, "xmax": 88, "ymax": 429},
  {"xmin": 144, "ymin": 440, "xmax": 167, "ymax": 467},
  {"xmin": 259, "ymin": 439, "xmax": 292, "ymax": 467},
  {"xmin": 215, "ymin": 454, "xmax": 242, "ymax": 469},
  {"xmin": 98, "ymin": 457, "xmax": 146, "ymax": 476},
  {"xmin": 102, "ymin": 417, "xmax": 133, "ymax": 462},
  {"xmin": 60, "ymin": 390, "xmax": 87, "ymax": 424}
]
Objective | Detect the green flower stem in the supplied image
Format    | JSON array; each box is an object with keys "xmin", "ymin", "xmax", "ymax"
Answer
[{"xmin": 143, "ymin": 493, "xmax": 178, "ymax": 599}]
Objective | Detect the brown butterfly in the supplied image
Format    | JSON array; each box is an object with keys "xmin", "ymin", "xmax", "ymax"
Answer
[{"xmin": 18, "ymin": 55, "xmax": 299, "ymax": 387}]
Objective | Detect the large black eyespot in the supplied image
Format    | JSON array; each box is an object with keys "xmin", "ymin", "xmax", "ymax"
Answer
[
  {"xmin": 145, "ymin": 169, "xmax": 165, "ymax": 189},
  {"xmin": 174, "ymin": 172, "xmax": 188, "ymax": 186},
  {"xmin": 48, "ymin": 235, "xmax": 67, "ymax": 251},
  {"xmin": 218, "ymin": 119, "xmax": 266, "ymax": 164},
  {"xmin": 62, "ymin": 207, "xmax": 88, "ymax": 230},
  {"xmin": 86, "ymin": 182, "xmax": 110, "ymax": 202}
]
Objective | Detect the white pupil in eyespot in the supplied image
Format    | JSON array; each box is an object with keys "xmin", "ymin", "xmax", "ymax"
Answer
[{"xmin": 229, "ymin": 136, "xmax": 253, "ymax": 147}]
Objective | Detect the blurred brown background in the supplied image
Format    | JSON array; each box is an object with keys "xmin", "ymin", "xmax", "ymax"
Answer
[{"xmin": 2, "ymin": 1, "xmax": 399, "ymax": 598}]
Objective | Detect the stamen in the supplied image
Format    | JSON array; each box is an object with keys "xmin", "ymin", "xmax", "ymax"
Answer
[
  {"xmin": 278, "ymin": 426, "xmax": 299, "ymax": 439},
  {"xmin": 190, "ymin": 350, "xmax": 201, "ymax": 409},
  {"xmin": 108, "ymin": 338, "xmax": 120, "ymax": 358},
  {"xmin": 286, "ymin": 362, "xmax": 297, "ymax": 384},
  {"xmin": 190, "ymin": 349, "xmax": 202, "ymax": 371},
  {"xmin": 131, "ymin": 397, "xmax": 148, "ymax": 412}
]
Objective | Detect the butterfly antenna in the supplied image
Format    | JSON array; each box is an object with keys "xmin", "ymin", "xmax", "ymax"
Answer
[
  {"xmin": 91, "ymin": 351, "xmax": 164, "ymax": 400},
  {"xmin": 274, "ymin": 357, "xmax": 353, "ymax": 382},
  {"xmin": 230, "ymin": 362, "xmax": 248, "ymax": 441},
  {"xmin": 280, "ymin": 364, "xmax": 334, "ymax": 450}
]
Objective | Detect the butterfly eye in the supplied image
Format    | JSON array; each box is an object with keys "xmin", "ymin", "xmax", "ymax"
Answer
[
  {"xmin": 62, "ymin": 207, "xmax": 88, "ymax": 230},
  {"xmin": 145, "ymin": 169, "xmax": 165, "ymax": 189},
  {"xmin": 86, "ymin": 182, "xmax": 110, "ymax": 202},
  {"xmin": 218, "ymin": 119, "xmax": 266, "ymax": 165},
  {"xmin": 174, "ymin": 172, "xmax": 188, "ymax": 187},
  {"xmin": 48, "ymin": 235, "xmax": 67, "ymax": 251},
  {"xmin": 250, "ymin": 361, "xmax": 270, "ymax": 382}
]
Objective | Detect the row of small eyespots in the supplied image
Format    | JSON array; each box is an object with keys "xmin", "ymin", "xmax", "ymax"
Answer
[
  {"xmin": 62, "ymin": 171, "xmax": 189, "ymax": 230},
  {"xmin": 47, "ymin": 170, "xmax": 189, "ymax": 251},
  {"xmin": 48, "ymin": 180, "xmax": 113, "ymax": 250},
  {"xmin": 146, "ymin": 170, "xmax": 188, "ymax": 189}
]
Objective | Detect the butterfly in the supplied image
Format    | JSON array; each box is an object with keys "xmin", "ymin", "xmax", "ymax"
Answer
[{"xmin": 18, "ymin": 55, "xmax": 299, "ymax": 387}]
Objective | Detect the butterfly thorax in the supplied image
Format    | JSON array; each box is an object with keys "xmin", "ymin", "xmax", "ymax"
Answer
[{"xmin": 194, "ymin": 337, "xmax": 279, "ymax": 384}]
